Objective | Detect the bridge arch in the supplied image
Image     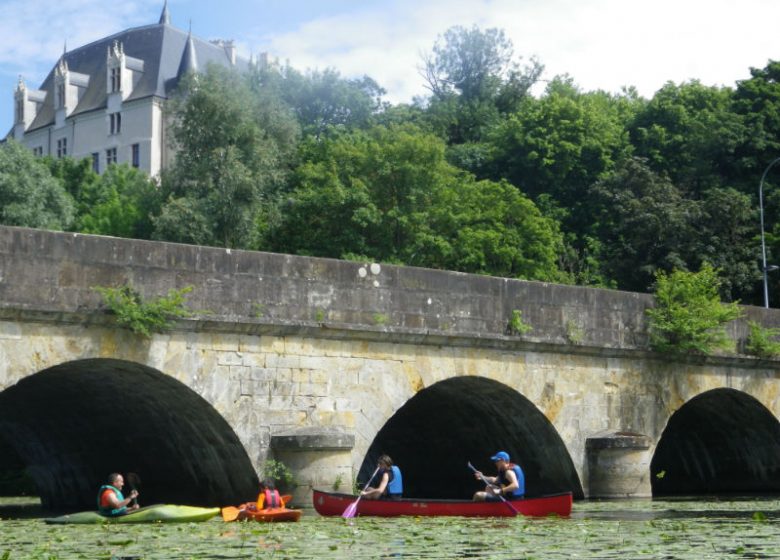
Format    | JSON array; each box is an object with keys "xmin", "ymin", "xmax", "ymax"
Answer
[
  {"xmin": 358, "ymin": 376, "xmax": 584, "ymax": 499},
  {"xmin": 0, "ymin": 358, "xmax": 258, "ymax": 510},
  {"xmin": 651, "ymin": 388, "xmax": 780, "ymax": 496}
]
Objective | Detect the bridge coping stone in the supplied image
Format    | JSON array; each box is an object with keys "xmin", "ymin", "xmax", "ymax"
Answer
[
  {"xmin": 271, "ymin": 428, "xmax": 356, "ymax": 451},
  {"xmin": 3, "ymin": 225, "xmax": 780, "ymax": 359},
  {"xmin": 586, "ymin": 431, "xmax": 652, "ymax": 450}
]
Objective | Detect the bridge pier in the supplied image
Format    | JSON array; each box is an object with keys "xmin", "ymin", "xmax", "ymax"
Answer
[
  {"xmin": 586, "ymin": 432, "xmax": 653, "ymax": 498},
  {"xmin": 270, "ymin": 428, "xmax": 355, "ymax": 506}
]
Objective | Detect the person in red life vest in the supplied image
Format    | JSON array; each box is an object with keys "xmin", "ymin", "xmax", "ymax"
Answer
[
  {"xmin": 256, "ymin": 479, "xmax": 283, "ymax": 509},
  {"xmin": 360, "ymin": 454, "xmax": 403, "ymax": 500},
  {"xmin": 97, "ymin": 473, "xmax": 139, "ymax": 516},
  {"xmin": 472, "ymin": 451, "xmax": 525, "ymax": 501}
]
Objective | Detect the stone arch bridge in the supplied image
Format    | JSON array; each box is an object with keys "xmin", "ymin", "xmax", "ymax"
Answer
[{"xmin": 1, "ymin": 226, "xmax": 779, "ymax": 510}]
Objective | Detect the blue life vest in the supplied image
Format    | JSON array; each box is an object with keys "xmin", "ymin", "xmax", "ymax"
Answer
[
  {"xmin": 498, "ymin": 464, "xmax": 525, "ymax": 498},
  {"xmin": 386, "ymin": 465, "xmax": 403, "ymax": 496},
  {"xmin": 97, "ymin": 484, "xmax": 127, "ymax": 516}
]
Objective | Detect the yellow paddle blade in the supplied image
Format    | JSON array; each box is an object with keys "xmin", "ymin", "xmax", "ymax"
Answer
[{"xmin": 221, "ymin": 506, "xmax": 241, "ymax": 522}]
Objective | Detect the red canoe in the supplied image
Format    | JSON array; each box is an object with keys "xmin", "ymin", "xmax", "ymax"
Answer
[{"xmin": 312, "ymin": 489, "xmax": 572, "ymax": 517}]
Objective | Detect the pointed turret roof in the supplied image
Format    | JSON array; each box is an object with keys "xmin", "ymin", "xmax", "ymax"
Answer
[
  {"xmin": 177, "ymin": 28, "xmax": 198, "ymax": 77},
  {"xmin": 159, "ymin": 0, "xmax": 171, "ymax": 25}
]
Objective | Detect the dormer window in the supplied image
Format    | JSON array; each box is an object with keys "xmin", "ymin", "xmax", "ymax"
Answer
[
  {"xmin": 110, "ymin": 67, "xmax": 121, "ymax": 92},
  {"xmin": 56, "ymin": 83, "xmax": 65, "ymax": 109},
  {"xmin": 106, "ymin": 40, "xmax": 144, "ymax": 99}
]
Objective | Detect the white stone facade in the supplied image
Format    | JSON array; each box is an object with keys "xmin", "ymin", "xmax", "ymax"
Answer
[{"xmin": 7, "ymin": 3, "xmax": 246, "ymax": 177}]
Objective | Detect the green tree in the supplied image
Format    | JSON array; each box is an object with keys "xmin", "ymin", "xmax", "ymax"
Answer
[
  {"xmin": 484, "ymin": 80, "xmax": 636, "ymax": 283},
  {"xmin": 45, "ymin": 156, "xmax": 100, "ymax": 210},
  {"xmin": 420, "ymin": 25, "xmax": 543, "ymax": 145},
  {"xmin": 272, "ymin": 124, "xmax": 565, "ymax": 281},
  {"xmin": 628, "ymin": 81, "xmax": 744, "ymax": 196},
  {"xmin": 695, "ymin": 187, "xmax": 760, "ymax": 303},
  {"xmin": 251, "ymin": 64, "xmax": 386, "ymax": 136},
  {"xmin": 588, "ymin": 157, "xmax": 701, "ymax": 292},
  {"xmin": 732, "ymin": 60, "xmax": 780, "ymax": 181},
  {"xmin": 158, "ymin": 64, "xmax": 300, "ymax": 248},
  {"xmin": 422, "ymin": 25, "xmax": 537, "ymax": 103},
  {"xmin": 272, "ymin": 125, "xmax": 445, "ymax": 261},
  {"xmin": 424, "ymin": 177, "xmax": 567, "ymax": 281},
  {"xmin": 0, "ymin": 140, "xmax": 74, "ymax": 229},
  {"xmin": 76, "ymin": 164, "xmax": 160, "ymax": 239},
  {"xmin": 486, "ymin": 79, "xmax": 634, "ymax": 204},
  {"xmin": 646, "ymin": 265, "xmax": 743, "ymax": 354}
]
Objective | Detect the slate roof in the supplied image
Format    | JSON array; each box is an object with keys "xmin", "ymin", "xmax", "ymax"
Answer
[{"xmin": 25, "ymin": 19, "xmax": 248, "ymax": 133}]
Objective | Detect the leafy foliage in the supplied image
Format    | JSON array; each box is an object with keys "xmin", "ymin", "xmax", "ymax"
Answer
[
  {"xmin": 271, "ymin": 124, "xmax": 565, "ymax": 281},
  {"xmin": 420, "ymin": 25, "xmax": 543, "ymax": 145},
  {"xmin": 588, "ymin": 157, "xmax": 700, "ymax": 292},
  {"xmin": 646, "ymin": 265, "xmax": 743, "ymax": 354},
  {"xmin": 0, "ymin": 140, "xmax": 74, "ymax": 229},
  {"xmin": 93, "ymin": 284, "xmax": 194, "ymax": 337},
  {"xmin": 76, "ymin": 164, "xmax": 160, "ymax": 239},
  {"xmin": 262, "ymin": 459, "xmax": 296, "ymax": 489},
  {"xmin": 744, "ymin": 320, "xmax": 780, "ymax": 358},
  {"xmin": 507, "ymin": 310, "xmax": 532, "ymax": 335},
  {"xmin": 251, "ymin": 63, "xmax": 386, "ymax": 137},
  {"xmin": 159, "ymin": 64, "xmax": 300, "ymax": 248}
]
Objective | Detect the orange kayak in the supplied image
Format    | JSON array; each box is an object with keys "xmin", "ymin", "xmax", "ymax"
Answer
[
  {"xmin": 239, "ymin": 506, "xmax": 302, "ymax": 522},
  {"xmin": 222, "ymin": 501, "xmax": 302, "ymax": 523}
]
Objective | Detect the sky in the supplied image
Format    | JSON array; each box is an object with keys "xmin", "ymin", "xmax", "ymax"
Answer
[{"xmin": 1, "ymin": 0, "xmax": 780, "ymax": 135}]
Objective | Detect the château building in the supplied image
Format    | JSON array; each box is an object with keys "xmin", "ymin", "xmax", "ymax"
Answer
[{"xmin": 7, "ymin": 2, "xmax": 249, "ymax": 176}]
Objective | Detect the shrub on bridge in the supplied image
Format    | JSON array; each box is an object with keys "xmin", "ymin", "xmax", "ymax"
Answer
[
  {"xmin": 744, "ymin": 320, "xmax": 780, "ymax": 359},
  {"xmin": 646, "ymin": 265, "xmax": 742, "ymax": 354},
  {"xmin": 93, "ymin": 284, "xmax": 193, "ymax": 337}
]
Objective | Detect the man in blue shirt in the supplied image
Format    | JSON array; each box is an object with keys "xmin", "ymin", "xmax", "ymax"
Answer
[{"xmin": 472, "ymin": 451, "xmax": 525, "ymax": 501}]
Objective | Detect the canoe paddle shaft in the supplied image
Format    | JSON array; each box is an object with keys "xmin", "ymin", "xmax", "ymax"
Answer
[
  {"xmin": 467, "ymin": 461, "xmax": 519, "ymax": 516},
  {"xmin": 342, "ymin": 466, "xmax": 381, "ymax": 518}
]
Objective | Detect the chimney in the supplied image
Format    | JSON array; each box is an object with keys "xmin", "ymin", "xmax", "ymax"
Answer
[{"xmin": 224, "ymin": 40, "xmax": 236, "ymax": 65}]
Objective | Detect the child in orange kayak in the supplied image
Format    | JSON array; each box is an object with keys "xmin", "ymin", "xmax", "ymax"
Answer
[{"xmin": 255, "ymin": 479, "xmax": 284, "ymax": 509}]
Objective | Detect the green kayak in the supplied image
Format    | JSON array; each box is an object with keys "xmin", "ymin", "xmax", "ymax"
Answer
[{"xmin": 44, "ymin": 504, "xmax": 220, "ymax": 524}]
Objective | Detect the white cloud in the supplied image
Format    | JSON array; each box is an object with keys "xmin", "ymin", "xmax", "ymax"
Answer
[
  {"xmin": 2, "ymin": 0, "xmax": 779, "ymax": 132},
  {"xmin": 250, "ymin": 0, "xmax": 780, "ymax": 103},
  {"xmin": 0, "ymin": 0, "xmax": 159, "ymax": 84}
]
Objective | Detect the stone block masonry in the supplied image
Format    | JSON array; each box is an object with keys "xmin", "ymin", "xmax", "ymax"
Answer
[{"xmin": 1, "ymin": 225, "xmax": 780, "ymax": 507}]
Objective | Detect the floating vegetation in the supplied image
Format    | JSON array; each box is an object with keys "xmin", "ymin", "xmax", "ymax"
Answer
[{"xmin": 0, "ymin": 497, "xmax": 779, "ymax": 558}]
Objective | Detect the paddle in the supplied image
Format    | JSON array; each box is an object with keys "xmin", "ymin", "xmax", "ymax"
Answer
[
  {"xmin": 342, "ymin": 467, "xmax": 380, "ymax": 518},
  {"xmin": 467, "ymin": 461, "xmax": 519, "ymax": 516},
  {"xmin": 126, "ymin": 472, "xmax": 141, "ymax": 508},
  {"xmin": 221, "ymin": 506, "xmax": 242, "ymax": 522}
]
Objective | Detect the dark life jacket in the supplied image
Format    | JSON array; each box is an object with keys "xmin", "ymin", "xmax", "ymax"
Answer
[{"xmin": 497, "ymin": 463, "xmax": 525, "ymax": 497}]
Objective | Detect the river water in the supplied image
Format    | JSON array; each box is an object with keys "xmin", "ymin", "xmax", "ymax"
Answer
[{"xmin": 0, "ymin": 496, "xmax": 778, "ymax": 559}]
